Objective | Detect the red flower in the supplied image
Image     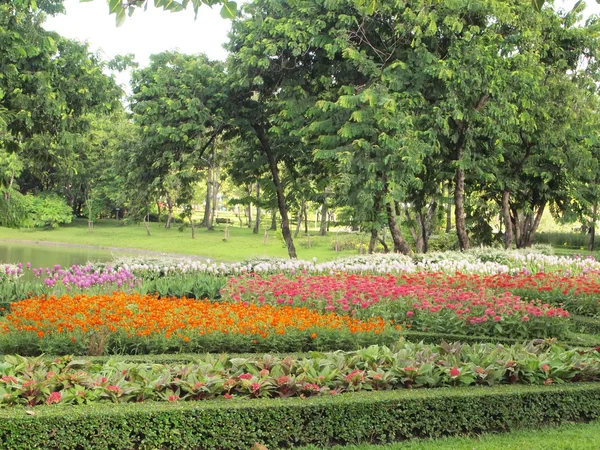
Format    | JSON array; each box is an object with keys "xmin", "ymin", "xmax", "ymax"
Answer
[
  {"xmin": 46, "ymin": 392, "xmax": 62, "ymax": 405},
  {"xmin": 449, "ymin": 367, "xmax": 460, "ymax": 378}
]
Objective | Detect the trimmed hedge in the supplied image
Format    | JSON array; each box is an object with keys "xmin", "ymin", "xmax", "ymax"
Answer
[
  {"xmin": 1, "ymin": 383, "xmax": 600, "ymax": 449},
  {"xmin": 571, "ymin": 315, "xmax": 600, "ymax": 335}
]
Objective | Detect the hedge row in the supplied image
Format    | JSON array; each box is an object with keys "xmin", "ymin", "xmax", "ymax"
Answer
[
  {"xmin": 1, "ymin": 383, "xmax": 600, "ymax": 449},
  {"xmin": 571, "ymin": 315, "xmax": 600, "ymax": 336}
]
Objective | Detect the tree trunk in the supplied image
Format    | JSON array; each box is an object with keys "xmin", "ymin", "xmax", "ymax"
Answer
[
  {"xmin": 502, "ymin": 189, "xmax": 513, "ymax": 249},
  {"xmin": 156, "ymin": 201, "xmax": 162, "ymax": 224},
  {"xmin": 368, "ymin": 228, "xmax": 378, "ymax": 254},
  {"xmin": 386, "ymin": 200, "xmax": 412, "ymax": 255},
  {"xmin": 253, "ymin": 182, "xmax": 260, "ymax": 234},
  {"xmin": 201, "ymin": 168, "xmax": 211, "ymax": 228},
  {"xmin": 319, "ymin": 192, "xmax": 328, "ymax": 236},
  {"xmin": 189, "ymin": 210, "xmax": 195, "ymax": 239},
  {"xmin": 514, "ymin": 203, "xmax": 546, "ymax": 248},
  {"xmin": 590, "ymin": 200, "xmax": 597, "ymax": 252},
  {"xmin": 165, "ymin": 194, "xmax": 173, "ymax": 229},
  {"xmin": 270, "ymin": 208, "xmax": 277, "ymax": 231},
  {"xmin": 445, "ymin": 181, "xmax": 452, "ymax": 233},
  {"xmin": 454, "ymin": 136, "xmax": 470, "ymax": 250},
  {"xmin": 405, "ymin": 207, "xmax": 424, "ymax": 253},
  {"xmin": 294, "ymin": 202, "xmax": 304, "ymax": 239},
  {"xmin": 255, "ymin": 124, "xmax": 297, "ymax": 258},
  {"xmin": 421, "ymin": 202, "xmax": 437, "ymax": 254},
  {"xmin": 303, "ymin": 203, "xmax": 308, "ymax": 235},
  {"xmin": 143, "ymin": 213, "xmax": 151, "ymax": 236},
  {"xmin": 208, "ymin": 165, "xmax": 219, "ymax": 230},
  {"xmin": 247, "ymin": 184, "xmax": 252, "ymax": 228}
]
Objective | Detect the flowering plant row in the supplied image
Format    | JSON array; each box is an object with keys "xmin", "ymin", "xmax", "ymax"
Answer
[
  {"xmin": 1, "ymin": 341, "xmax": 599, "ymax": 407},
  {"xmin": 224, "ymin": 274, "xmax": 571, "ymax": 339},
  {"xmin": 116, "ymin": 251, "xmax": 600, "ymax": 277},
  {"xmin": 0, "ymin": 294, "xmax": 389, "ymax": 355}
]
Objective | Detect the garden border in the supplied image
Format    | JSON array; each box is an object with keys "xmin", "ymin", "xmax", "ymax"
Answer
[{"xmin": 1, "ymin": 383, "xmax": 600, "ymax": 449}]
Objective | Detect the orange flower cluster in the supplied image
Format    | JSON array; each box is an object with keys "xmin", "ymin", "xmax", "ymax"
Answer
[{"xmin": 2, "ymin": 293, "xmax": 386, "ymax": 340}]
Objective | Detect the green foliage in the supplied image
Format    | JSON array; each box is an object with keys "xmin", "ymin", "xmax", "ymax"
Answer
[
  {"xmin": 1, "ymin": 343, "xmax": 600, "ymax": 406},
  {"xmin": 1, "ymin": 383, "xmax": 600, "ymax": 448},
  {"xmin": 137, "ymin": 274, "xmax": 226, "ymax": 299},
  {"xmin": 21, "ymin": 193, "xmax": 72, "ymax": 228}
]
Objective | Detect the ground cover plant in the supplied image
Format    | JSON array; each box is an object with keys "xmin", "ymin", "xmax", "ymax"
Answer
[{"xmin": 1, "ymin": 342, "xmax": 599, "ymax": 407}]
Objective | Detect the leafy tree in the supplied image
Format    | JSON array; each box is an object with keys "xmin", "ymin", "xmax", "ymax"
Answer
[{"xmin": 129, "ymin": 51, "xmax": 228, "ymax": 235}]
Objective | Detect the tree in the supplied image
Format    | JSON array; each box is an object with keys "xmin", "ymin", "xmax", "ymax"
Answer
[
  {"xmin": 129, "ymin": 51, "xmax": 229, "ymax": 235},
  {"xmin": 1, "ymin": 2, "xmax": 123, "ymax": 226}
]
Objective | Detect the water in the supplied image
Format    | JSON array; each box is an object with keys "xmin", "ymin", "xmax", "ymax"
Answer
[{"xmin": 0, "ymin": 241, "xmax": 133, "ymax": 269}]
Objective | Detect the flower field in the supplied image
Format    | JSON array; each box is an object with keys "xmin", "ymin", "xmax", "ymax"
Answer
[
  {"xmin": 0, "ymin": 293, "xmax": 391, "ymax": 355},
  {"xmin": 224, "ymin": 273, "xmax": 572, "ymax": 339},
  {"xmin": 2, "ymin": 249, "xmax": 600, "ymax": 414}
]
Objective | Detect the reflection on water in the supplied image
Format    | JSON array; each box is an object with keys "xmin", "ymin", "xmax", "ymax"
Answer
[{"xmin": 0, "ymin": 241, "xmax": 133, "ymax": 272}]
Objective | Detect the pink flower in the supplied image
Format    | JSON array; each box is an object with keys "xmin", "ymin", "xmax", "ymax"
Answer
[
  {"xmin": 251, "ymin": 383, "xmax": 261, "ymax": 392},
  {"xmin": 46, "ymin": 392, "xmax": 62, "ymax": 405},
  {"xmin": 541, "ymin": 364, "xmax": 550, "ymax": 373},
  {"xmin": 168, "ymin": 395, "xmax": 180, "ymax": 402},
  {"xmin": 493, "ymin": 316, "xmax": 501, "ymax": 322},
  {"xmin": 449, "ymin": 367, "xmax": 460, "ymax": 378},
  {"xmin": 522, "ymin": 316, "xmax": 530, "ymax": 322},
  {"xmin": 406, "ymin": 311, "xmax": 414, "ymax": 318},
  {"xmin": 239, "ymin": 373, "xmax": 253, "ymax": 380}
]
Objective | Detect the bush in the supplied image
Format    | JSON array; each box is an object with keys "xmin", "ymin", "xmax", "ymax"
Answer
[
  {"xmin": 536, "ymin": 232, "xmax": 589, "ymax": 249},
  {"xmin": 1, "ymin": 383, "xmax": 600, "ymax": 449},
  {"xmin": 22, "ymin": 193, "xmax": 73, "ymax": 228},
  {"xmin": 427, "ymin": 233, "xmax": 460, "ymax": 252}
]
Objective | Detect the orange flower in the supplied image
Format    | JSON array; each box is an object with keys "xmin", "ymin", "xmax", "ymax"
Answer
[{"xmin": 1, "ymin": 293, "xmax": 387, "ymax": 340}]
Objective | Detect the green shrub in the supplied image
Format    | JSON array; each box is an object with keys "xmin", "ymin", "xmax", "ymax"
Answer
[
  {"xmin": 535, "ymin": 232, "xmax": 589, "ymax": 249},
  {"xmin": 1, "ymin": 384, "xmax": 600, "ymax": 449},
  {"xmin": 22, "ymin": 193, "xmax": 73, "ymax": 228}
]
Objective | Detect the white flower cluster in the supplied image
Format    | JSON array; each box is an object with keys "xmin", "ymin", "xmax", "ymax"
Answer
[{"xmin": 106, "ymin": 249, "xmax": 600, "ymax": 278}]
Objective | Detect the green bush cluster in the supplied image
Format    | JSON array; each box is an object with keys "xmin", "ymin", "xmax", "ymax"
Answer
[{"xmin": 1, "ymin": 384, "xmax": 600, "ymax": 449}]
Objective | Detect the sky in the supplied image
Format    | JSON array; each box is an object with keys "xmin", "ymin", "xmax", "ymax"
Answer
[
  {"xmin": 43, "ymin": 0, "xmax": 600, "ymax": 90},
  {"xmin": 43, "ymin": 0, "xmax": 233, "ymax": 89}
]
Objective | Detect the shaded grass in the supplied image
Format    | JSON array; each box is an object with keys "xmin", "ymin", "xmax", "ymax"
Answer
[
  {"xmin": 0, "ymin": 218, "xmax": 360, "ymax": 261},
  {"xmin": 299, "ymin": 420, "xmax": 600, "ymax": 450}
]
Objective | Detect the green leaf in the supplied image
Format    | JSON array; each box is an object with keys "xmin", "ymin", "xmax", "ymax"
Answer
[
  {"xmin": 219, "ymin": 1, "xmax": 237, "ymax": 19},
  {"xmin": 115, "ymin": 9, "xmax": 126, "ymax": 27},
  {"xmin": 109, "ymin": 0, "xmax": 122, "ymax": 14}
]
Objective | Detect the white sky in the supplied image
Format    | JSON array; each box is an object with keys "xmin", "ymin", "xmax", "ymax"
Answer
[
  {"xmin": 43, "ymin": 0, "xmax": 232, "ymax": 89},
  {"xmin": 43, "ymin": 0, "xmax": 600, "ymax": 90}
]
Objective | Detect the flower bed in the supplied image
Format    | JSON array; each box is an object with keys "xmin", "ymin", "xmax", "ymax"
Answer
[
  {"xmin": 0, "ymin": 293, "xmax": 390, "ymax": 355},
  {"xmin": 224, "ymin": 274, "xmax": 571, "ymax": 339},
  {"xmin": 0, "ymin": 342, "xmax": 599, "ymax": 407}
]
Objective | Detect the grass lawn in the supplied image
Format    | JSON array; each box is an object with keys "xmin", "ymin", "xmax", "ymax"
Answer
[
  {"xmin": 299, "ymin": 421, "xmax": 600, "ymax": 450},
  {"xmin": 0, "ymin": 218, "xmax": 360, "ymax": 261}
]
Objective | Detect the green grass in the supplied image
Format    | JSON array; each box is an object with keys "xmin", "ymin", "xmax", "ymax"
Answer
[
  {"xmin": 299, "ymin": 420, "xmax": 600, "ymax": 450},
  {"xmin": 0, "ymin": 218, "xmax": 362, "ymax": 261}
]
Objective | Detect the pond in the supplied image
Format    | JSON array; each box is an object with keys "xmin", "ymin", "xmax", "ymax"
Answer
[{"xmin": 0, "ymin": 241, "xmax": 136, "ymax": 270}]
